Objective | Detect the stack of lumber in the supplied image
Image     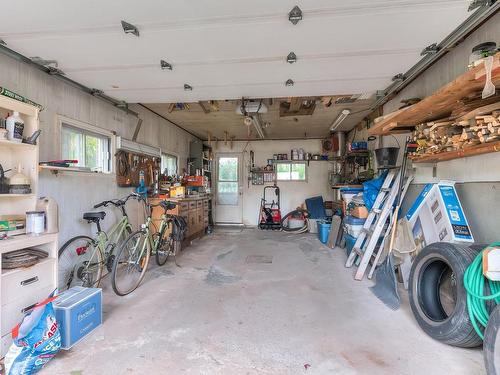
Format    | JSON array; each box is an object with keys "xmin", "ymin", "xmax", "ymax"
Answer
[{"xmin": 411, "ymin": 100, "xmax": 500, "ymax": 158}]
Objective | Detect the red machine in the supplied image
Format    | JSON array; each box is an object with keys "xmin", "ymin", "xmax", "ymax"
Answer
[{"xmin": 258, "ymin": 185, "xmax": 282, "ymax": 230}]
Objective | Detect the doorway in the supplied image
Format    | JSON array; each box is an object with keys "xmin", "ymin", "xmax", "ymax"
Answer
[{"xmin": 215, "ymin": 153, "xmax": 243, "ymax": 224}]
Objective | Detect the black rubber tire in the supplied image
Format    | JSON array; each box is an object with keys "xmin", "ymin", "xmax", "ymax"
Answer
[
  {"xmin": 484, "ymin": 305, "xmax": 500, "ymax": 375},
  {"xmin": 111, "ymin": 230, "xmax": 150, "ymax": 296},
  {"xmin": 58, "ymin": 235, "xmax": 103, "ymax": 291},
  {"xmin": 408, "ymin": 242, "xmax": 482, "ymax": 348}
]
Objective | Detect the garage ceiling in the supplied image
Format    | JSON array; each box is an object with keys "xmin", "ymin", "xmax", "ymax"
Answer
[
  {"xmin": 144, "ymin": 96, "xmax": 374, "ymax": 140},
  {"xmin": 1, "ymin": 0, "xmax": 471, "ymax": 104}
]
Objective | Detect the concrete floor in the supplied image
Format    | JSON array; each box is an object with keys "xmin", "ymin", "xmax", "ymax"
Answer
[{"xmin": 45, "ymin": 228, "xmax": 485, "ymax": 374}]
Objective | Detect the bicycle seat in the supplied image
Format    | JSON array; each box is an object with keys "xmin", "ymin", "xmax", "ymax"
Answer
[
  {"xmin": 83, "ymin": 211, "xmax": 106, "ymax": 222},
  {"xmin": 160, "ymin": 201, "xmax": 177, "ymax": 211}
]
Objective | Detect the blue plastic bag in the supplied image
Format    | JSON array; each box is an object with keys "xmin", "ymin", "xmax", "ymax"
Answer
[
  {"xmin": 5, "ymin": 294, "xmax": 61, "ymax": 375},
  {"xmin": 362, "ymin": 170, "xmax": 388, "ymax": 210}
]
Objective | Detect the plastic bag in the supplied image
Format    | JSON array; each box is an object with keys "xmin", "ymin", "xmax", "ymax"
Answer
[
  {"xmin": 482, "ymin": 56, "xmax": 496, "ymax": 99},
  {"xmin": 363, "ymin": 170, "xmax": 388, "ymax": 210},
  {"xmin": 5, "ymin": 294, "xmax": 61, "ymax": 375}
]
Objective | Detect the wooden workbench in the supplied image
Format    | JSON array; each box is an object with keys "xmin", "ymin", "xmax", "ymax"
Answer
[{"xmin": 149, "ymin": 196, "xmax": 210, "ymax": 250}]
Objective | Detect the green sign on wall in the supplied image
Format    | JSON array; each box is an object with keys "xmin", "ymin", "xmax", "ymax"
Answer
[{"xmin": 0, "ymin": 87, "xmax": 43, "ymax": 111}]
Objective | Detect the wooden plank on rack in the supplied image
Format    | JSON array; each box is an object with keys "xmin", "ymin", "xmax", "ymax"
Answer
[
  {"xmin": 411, "ymin": 140, "xmax": 500, "ymax": 163},
  {"xmin": 369, "ymin": 52, "xmax": 500, "ymax": 136}
]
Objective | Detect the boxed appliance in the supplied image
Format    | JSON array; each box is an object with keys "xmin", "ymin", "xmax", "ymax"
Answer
[
  {"xmin": 54, "ymin": 286, "xmax": 102, "ymax": 350},
  {"xmin": 406, "ymin": 181, "xmax": 474, "ymax": 253}
]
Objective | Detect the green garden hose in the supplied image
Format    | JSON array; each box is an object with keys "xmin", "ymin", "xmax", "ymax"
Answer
[{"xmin": 464, "ymin": 242, "xmax": 500, "ymax": 339}]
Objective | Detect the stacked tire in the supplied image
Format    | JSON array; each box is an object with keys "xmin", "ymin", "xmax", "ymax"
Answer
[
  {"xmin": 484, "ymin": 305, "xmax": 500, "ymax": 375},
  {"xmin": 408, "ymin": 242, "xmax": 482, "ymax": 348}
]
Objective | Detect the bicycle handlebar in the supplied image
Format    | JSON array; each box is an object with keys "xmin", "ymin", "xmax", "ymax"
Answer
[{"xmin": 93, "ymin": 193, "xmax": 142, "ymax": 209}]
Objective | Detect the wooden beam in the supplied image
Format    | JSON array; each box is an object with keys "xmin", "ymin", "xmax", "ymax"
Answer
[
  {"xmin": 411, "ymin": 140, "xmax": 500, "ymax": 163},
  {"xmin": 198, "ymin": 101, "xmax": 210, "ymax": 114},
  {"xmin": 289, "ymin": 97, "xmax": 302, "ymax": 112},
  {"xmin": 132, "ymin": 118, "xmax": 143, "ymax": 141},
  {"xmin": 167, "ymin": 103, "xmax": 176, "ymax": 113}
]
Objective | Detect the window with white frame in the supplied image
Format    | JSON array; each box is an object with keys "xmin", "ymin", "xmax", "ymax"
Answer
[
  {"xmin": 276, "ymin": 162, "xmax": 307, "ymax": 181},
  {"xmin": 161, "ymin": 152, "xmax": 178, "ymax": 176},
  {"xmin": 60, "ymin": 118, "xmax": 112, "ymax": 173}
]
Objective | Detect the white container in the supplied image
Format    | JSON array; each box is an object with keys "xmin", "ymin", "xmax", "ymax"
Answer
[
  {"xmin": 6, "ymin": 111, "xmax": 24, "ymax": 143},
  {"xmin": 26, "ymin": 211, "xmax": 45, "ymax": 235},
  {"xmin": 36, "ymin": 197, "xmax": 59, "ymax": 233}
]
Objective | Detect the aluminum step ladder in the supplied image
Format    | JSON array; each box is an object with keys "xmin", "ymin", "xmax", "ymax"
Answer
[{"xmin": 345, "ymin": 168, "xmax": 401, "ymax": 280}]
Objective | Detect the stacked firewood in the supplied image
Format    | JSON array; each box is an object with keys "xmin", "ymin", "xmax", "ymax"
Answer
[{"xmin": 412, "ymin": 105, "xmax": 500, "ymax": 156}]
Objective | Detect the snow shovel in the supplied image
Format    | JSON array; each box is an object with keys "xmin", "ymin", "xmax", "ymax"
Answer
[{"xmin": 370, "ymin": 137, "xmax": 410, "ymax": 310}]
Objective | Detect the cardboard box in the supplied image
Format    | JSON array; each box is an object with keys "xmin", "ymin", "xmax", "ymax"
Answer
[
  {"xmin": 406, "ymin": 181, "xmax": 474, "ymax": 253},
  {"xmin": 170, "ymin": 185, "xmax": 186, "ymax": 198},
  {"xmin": 54, "ymin": 286, "xmax": 102, "ymax": 350},
  {"xmin": 351, "ymin": 206, "xmax": 368, "ymax": 219}
]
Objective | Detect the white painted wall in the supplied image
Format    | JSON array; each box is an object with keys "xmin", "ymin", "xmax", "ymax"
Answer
[
  {"xmin": 0, "ymin": 53, "xmax": 197, "ymax": 244},
  {"xmin": 213, "ymin": 139, "xmax": 334, "ymax": 226}
]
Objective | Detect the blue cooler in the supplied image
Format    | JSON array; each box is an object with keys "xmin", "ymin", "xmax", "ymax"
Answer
[
  {"xmin": 344, "ymin": 215, "xmax": 366, "ymax": 238},
  {"xmin": 318, "ymin": 221, "xmax": 331, "ymax": 244},
  {"xmin": 344, "ymin": 233, "xmax": 357, "ymax": 256},
  {"xmin": 54, "ymin": 286, "xmax": 102, "ymax": 349}
]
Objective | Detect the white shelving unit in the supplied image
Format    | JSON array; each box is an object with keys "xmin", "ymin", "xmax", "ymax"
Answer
[{"xmin": 0, "ymin": 95, "xmax": 58, "ymax": 357}]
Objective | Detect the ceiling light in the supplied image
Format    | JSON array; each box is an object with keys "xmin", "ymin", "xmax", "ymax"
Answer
[
  {"xmin": 287, "ymin": 52, "xmax": 297, "ymax": 63},
  {"xmin": 160, "ymin": 60, "xmax": 172, "ymax": 70},
  {"xmin": 330, "ymin": 109, "xmax": 351, "ymax": 132},
  {"xmin": 235, "ymin": 100, "xmax": 268, "ymax": 115},
  {"xmin": 121, "ymin": 20, "xmax": 139, "ymax": 37},
  {"xmin": 184, "ymin": 84, "xmax": 193, "ymax": 91},
  {"xmin": 285, "ymin": 79, "xmax": 294, "ymax": 87},
  {"xmin": 288, "ymin": 6, "xmax": 303, "ymax": 25}
]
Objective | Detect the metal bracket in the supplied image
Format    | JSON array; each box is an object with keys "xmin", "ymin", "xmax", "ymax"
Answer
[
  {"xmin": 286, "ymin": 52, "xmax": 297, "ymax": 64},
  {"xmin": 160, "ymin": 60, "xmax": 172, "ymax": 70},
  {"xmin": 392, "ymin": 73, "xmax": 405, "ymax": 82},
  {"xmin": 420, "ymin": 43, "xmax": 440, "ymax": 56},
  {"xmin": 285, "ymin": 79, "xmax": 294, "ymax": 87},
  {"xmin": 468, "ymin": 0, "xmax": 494, "ymax": 12},
  {"xmin": 47, "ymin": 66, "xmax": 64, "ymax": 75},
  {"xmin": 0, "ymin": 39, "xmax": 5, "ymax": 46},
  {"xmin": 184, "ymin": 84, "xmax": 193, "ymax": 91},
  {"xmin": 90, "ymin": 89, "xmax": 104, "ymax": 96},
  {"xmin": 121, "ymin": 20, "xmax": 140, "ymax": 37},
  {"xmin": 288, "ymin": 6, "xmax": 302, "ymax": 25}
]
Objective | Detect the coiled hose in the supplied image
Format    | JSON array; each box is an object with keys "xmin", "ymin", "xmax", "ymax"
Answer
[
  {"xmin": 281, "ymin": 209, "xmax": 309, "ymax": 233},
  {"xmin": 464, "ymin": 242, "xmax": 500, "ymax": 339}
]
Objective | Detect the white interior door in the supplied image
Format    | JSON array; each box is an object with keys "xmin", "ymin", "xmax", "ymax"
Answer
[{"xmin": 215, "ymin": 153, "xmax": 243, "ymax": 224}]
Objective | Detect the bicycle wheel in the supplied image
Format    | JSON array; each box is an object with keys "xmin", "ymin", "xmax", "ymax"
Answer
[
  {"xmin": 155, "ymin": 232, "xmax": 173, "ymax": 266},
  {"xmin": 111, "ymin": 230, "xmax": 151, "ymax": 296},
  {"xmin": 58, "ymin": 236, "xmax": 103, "ymax": 291}
]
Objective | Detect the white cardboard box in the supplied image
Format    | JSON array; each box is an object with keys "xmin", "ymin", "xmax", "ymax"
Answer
[{"xmin": 406, "ymin": 181, "xmax": 474, "ymax": 252}]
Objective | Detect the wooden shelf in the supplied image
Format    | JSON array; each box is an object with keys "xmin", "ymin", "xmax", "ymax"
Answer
[
  {"xmin": 369, "ymin": 53, "xmax": 500, "ymax": 136},
  {"xmin": 39, "ymin": 165, "xmax": 97, "ymax": 174},
  {"xmin": 411, "ymin": 140, "xmax": 500, "ymax": 163},
  {"xmin": 0, "ymin": 139, "xmax": 36, "ymax": 150},
  {"xmin": 0, "ymin": 233, "xmax": 58, "ymax": 254},
  {"xmin": 0, "ymin": 193, "xmax": 35, "ymax": 198}
]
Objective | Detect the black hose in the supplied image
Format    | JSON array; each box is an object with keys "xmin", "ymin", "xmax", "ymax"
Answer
[{"xmin": 281, "ymin": 209, "xmax": 309, "ymax": 232}]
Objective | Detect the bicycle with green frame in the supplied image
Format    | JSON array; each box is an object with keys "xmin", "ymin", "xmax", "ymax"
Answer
[
  {"xmin": 58, "ymin": 193, "xmax": 141, "ymax": 293},
  {"xmin": 111, "ymin": 198, "xmax": 185, "ymax": 296}
]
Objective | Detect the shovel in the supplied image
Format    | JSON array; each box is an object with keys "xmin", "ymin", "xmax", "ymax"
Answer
[{"xmin": 370, "ymin": 136, "xmax": 410, "ymax": 310}]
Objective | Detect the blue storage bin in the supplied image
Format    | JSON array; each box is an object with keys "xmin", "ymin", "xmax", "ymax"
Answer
[
  {"xmin": 318, "ymin": 221, "xmax": 331, "ymax": 244},
  {"xmin": 344, "ymin": 215, "xmax": 366, "ymax": 237},
  {"xmin": 344, "ymin": 233, "xmax": 357, "ymax": 256},
  {"xmin": 54, "ymin": 286, "xmax": 102, "ymax": 350}
]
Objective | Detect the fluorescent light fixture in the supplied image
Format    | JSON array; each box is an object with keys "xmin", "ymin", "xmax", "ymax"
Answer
[
  {"xmin": 160, "ymin": 60, "xmax": 172, "ymax": 70},
  {"xmin": 288, "ymin": 6, "xmax": 302, "ymax": 25},
  {"xmin": 251, "ymin": 115, "xmax": 265, "ymax": 139},
  {"xmin": 287, "ymin": 52, "xmax": 297, "ymax": 63},
  {"xmin": 184, "ymin": 84, "xmax": 193, "ymax": 91},
  {"xmin": 116, "ymin": 136, "xmax": 161, "ymax": 157},
  {"xmin": 330, "ymin": 109, "xmax": 351, "ymax": 131},
  {"xmin": 121, "ymin": 20, "xmax": 139, "ymax": 37},
  {"xmin": 285, "ymin": 79, "xmax": 294, "ymax": 87}
]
